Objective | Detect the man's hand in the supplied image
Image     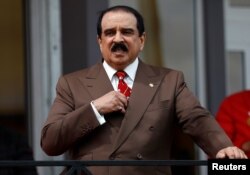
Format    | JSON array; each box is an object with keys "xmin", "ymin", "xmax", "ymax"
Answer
[
  {"xmin": 216, "ymin": 146, "xmax": 247, "ymax": 159},
  {"xmin": 92, "ymin": 91, "xmax": 128, "ymax": 115}
]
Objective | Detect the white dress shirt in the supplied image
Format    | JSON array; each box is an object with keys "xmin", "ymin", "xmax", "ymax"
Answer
[{"xmin": 90, "ymin": 58, "xmax": 139, "ymax": 124}]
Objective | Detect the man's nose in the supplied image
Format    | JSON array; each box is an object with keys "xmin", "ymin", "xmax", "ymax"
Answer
[{"xmin": 113, "ymin": 32, "xmax": 124, "ymax": 42}]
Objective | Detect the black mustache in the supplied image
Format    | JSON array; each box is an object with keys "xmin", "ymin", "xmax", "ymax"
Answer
[{"xmin": 111, "ymin": 43, "xmax": 128, "ymax": 52}]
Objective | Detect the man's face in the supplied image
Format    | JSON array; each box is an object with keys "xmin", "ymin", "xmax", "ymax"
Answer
[{"xmin": 98, "ymin": 11, "xmax": 145, "ymax": 70}]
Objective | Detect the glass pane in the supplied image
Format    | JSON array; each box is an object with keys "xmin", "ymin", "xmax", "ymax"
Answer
[
  {"xmin": 109, "ymin": 0, "xmax": 196, "ymax": 92},
  {"xmin": 226, "ymin": 51, "xmax": 245, "ymax": 94}
]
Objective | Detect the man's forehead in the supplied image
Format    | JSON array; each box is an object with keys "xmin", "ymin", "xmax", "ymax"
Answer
[
  {"xmin": 103, "ymin": 10, "xmax": 135, "ymax": 18},
  {"xmin": 101, "ymin": 11, "xmax": 137, "ymax": 25}
]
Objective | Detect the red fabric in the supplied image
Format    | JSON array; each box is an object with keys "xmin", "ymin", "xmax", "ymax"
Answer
[
  {"xmin": 116, "ymin": 71, "xmax": 131, "ymax": 97},
  {"xmin": 216, "ymin": 90, "xmax": 250, "ymax": 158}
]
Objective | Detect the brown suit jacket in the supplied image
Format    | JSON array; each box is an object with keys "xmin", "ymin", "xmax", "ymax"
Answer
[{"xmin": 41, "ymin": 60, "xmax": 232, "ymax": 175}]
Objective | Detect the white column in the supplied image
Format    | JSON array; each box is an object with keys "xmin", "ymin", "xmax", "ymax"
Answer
[{"xmin": 29, "ymin": 0, "xmax": 63, "ymax": 174}]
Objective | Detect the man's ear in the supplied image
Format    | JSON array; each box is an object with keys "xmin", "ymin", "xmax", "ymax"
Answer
[
  {"xmin": 140, "ymin": 32, "xmax": 146, "ymax": 51},
  {"xmin": 97, "ymin": 35, "xmax": 102, "ymax": 51}
]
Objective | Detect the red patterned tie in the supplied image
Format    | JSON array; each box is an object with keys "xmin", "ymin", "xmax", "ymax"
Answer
[{"xmin": 116, "ymin": 71, "xmax": 131, "ymax": 97}]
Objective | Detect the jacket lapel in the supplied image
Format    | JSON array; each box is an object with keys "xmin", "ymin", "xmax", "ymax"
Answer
[
  {"xmin": 79, "ymin": 63, "xmax": 123, "ymax": 127},
  {"xmin": 79, "ymin": 63, "xmax": 114, "ymax": 100},
  {"xmin": 111, "ymin": 61, "xmax": 165, "ymax": 153}
]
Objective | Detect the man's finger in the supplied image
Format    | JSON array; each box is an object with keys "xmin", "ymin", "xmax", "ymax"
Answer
[{"xmin": 216, "ymin": 151, "xmax": 226, "ymax": 159}]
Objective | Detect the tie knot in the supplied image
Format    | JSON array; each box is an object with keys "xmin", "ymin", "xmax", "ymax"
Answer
[
  {"xmin": 116, "ymin": 71, "xmax": 126, "ymax": 80},
  {"xmin": 115, "ymin": 71, "xmax": 131, "ymax": 97}
]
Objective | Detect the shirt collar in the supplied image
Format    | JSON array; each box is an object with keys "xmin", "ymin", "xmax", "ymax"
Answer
[{"xmin": 103, "ymin": 58, "xmax": 139, "ymax": 81}]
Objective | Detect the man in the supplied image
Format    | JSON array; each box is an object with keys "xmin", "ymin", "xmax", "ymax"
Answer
[
  {"xmin": 216, "ymin": 90, "xmax": 250, "ymax": 158},
  {"xmin": 41, "ymin": 5, "xmax": 247, "ymax": 175}
]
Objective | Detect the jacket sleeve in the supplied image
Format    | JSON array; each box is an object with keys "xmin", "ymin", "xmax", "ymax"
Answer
[
  {"xmin": 40, "ymin": 76, "xmax": 100, "ymax": 156},
  {"xmin": 174, "ymin": 71, "xmax": 233, "ymax": 158}
]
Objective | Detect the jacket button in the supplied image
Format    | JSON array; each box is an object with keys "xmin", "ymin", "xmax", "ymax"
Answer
[{"xmin": 136, "ymin": 153, "xmax": 143, "ymax": 160}]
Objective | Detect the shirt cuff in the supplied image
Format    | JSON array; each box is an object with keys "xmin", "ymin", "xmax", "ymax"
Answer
[{"xmin": 90, "ymin": 101, "xmax": 106, "ymax": 125}]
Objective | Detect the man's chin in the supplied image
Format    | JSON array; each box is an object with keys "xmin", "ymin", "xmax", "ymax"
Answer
[{"xmin": 109, "ymin": 59, "xmax": 129, "ymax": 70}]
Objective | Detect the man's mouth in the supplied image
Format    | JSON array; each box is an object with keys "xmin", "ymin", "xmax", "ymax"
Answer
[{"xmin": 111, "ymin": 43, "xmax": 128, "ymax": 52}]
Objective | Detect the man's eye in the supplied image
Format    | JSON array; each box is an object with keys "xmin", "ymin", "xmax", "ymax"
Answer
[
  {"xmin": 104, "ymin": 31, "xmax": 115, "ymax": 36},
  {"xmin": 122, "ymin": 30, "xmax": 134, "ymax": 35}
]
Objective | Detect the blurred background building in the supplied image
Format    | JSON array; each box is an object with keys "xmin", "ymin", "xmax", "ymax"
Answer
[{"xmin": 0, "ymin": 0, "xmax": 249, "ymax": 174}]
